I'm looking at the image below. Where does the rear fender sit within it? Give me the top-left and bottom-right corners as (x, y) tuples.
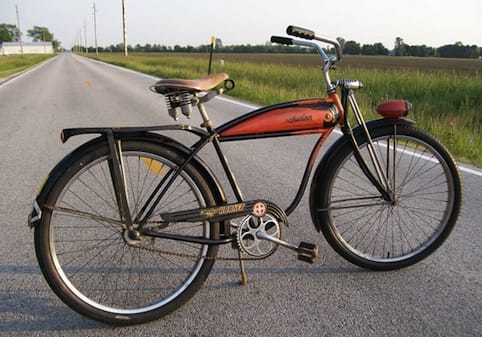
(29, 132), (227, 233)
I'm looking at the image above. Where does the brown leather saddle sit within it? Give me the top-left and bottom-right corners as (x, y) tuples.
(152, 73), (229, 94)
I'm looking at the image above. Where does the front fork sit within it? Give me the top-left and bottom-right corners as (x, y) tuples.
(342, 90), (394, 202)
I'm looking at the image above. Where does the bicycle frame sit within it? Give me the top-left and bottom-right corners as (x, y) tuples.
(55, 81), (395, 248)
(32, 26), (403, 247)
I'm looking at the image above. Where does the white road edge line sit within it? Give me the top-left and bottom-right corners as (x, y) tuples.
(78, 54), (482, 178)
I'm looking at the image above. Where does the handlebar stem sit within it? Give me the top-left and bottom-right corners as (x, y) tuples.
(290, 39), (337, 93)
(313, 36), (343, 62)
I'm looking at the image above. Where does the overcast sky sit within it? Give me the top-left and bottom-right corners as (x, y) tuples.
(1, 0), (481, 49)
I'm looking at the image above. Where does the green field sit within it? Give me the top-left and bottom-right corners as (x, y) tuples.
(0, 54), (55, 80)
(88, 52), (481, 166)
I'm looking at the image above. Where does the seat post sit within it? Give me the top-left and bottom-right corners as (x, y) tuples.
(197, 99), (213, 129)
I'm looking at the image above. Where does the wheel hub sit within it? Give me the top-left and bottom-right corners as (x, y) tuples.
(123, 229), (141, 245)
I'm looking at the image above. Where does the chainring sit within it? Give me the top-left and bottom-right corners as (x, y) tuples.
(237, 213), (281, 258)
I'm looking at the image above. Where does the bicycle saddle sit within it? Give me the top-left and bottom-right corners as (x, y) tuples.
(153, 73), (229, 94)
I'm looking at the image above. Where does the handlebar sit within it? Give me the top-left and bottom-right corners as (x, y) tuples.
(271, 35), (332, 63)
(270, 36), (293, 46)
(286, 26), (315, 40)
(286, 25), (342, 62)
(271, 25), (343, 93)
(271, 26), (342, 64)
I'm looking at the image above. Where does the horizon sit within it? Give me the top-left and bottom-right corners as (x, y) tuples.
(1, 0), (481, 50)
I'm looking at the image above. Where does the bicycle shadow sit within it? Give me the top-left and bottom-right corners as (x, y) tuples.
(0, 264), (107, 332)
(0, 262), (364, 332)
(203, 263), (365, 290)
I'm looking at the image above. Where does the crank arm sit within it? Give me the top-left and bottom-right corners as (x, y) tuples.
(256, 231), (297, 250)
(256, 231), (319, 264)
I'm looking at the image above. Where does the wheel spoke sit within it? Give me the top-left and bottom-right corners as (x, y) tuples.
(37, 141), (218, 323)
(317, 126), (461, 269)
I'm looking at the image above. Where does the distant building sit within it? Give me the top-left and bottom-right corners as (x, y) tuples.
(0, 42), (54, 55)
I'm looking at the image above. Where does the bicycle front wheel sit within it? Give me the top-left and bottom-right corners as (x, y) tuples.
(34, 139), (219, 324)
(311, 124), (462, 270)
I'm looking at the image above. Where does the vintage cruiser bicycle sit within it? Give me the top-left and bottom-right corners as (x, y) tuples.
(29, 26), (462, 324)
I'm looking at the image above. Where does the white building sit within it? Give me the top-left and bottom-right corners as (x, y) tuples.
(0, 42), (54, 55)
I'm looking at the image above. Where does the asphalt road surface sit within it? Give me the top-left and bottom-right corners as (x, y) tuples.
(0, 53), (481, 337)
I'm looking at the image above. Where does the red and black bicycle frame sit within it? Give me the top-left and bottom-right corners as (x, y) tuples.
(55, 87), (410, 245)
(214, 92), (345, 214)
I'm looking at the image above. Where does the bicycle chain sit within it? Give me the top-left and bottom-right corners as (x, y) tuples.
(44, 203), (265, 261)
(131, 241), (264, 261)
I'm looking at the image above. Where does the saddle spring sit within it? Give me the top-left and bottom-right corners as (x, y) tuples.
(164, 91), (194, 120)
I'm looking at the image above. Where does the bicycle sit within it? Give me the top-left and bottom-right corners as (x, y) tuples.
(28, 26), (462, 325)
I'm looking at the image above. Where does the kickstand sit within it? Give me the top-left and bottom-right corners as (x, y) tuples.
(237, 249), (248, 285)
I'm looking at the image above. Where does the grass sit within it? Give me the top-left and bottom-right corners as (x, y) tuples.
(0, 54), (55, 80)
(85, 52), (482, 166)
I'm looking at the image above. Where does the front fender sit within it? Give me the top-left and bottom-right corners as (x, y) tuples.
(324, 118), (415, 169)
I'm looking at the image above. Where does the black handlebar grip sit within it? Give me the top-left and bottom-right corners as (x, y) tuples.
(270, 36), (293, 45)
(286, 26), (315, 40)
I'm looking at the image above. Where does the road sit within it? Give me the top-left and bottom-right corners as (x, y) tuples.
(0, 53), (480, 337)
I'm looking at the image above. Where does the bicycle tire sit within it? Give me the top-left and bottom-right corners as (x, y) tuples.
(311, 124), (462, 270)
(34, 139), (219, 324)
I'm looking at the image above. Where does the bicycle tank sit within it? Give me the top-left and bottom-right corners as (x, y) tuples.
(217, 98), (342, 139)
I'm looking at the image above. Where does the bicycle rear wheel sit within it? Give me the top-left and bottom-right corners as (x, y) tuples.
(34, 139), (219, 324)
(311, 124), (462, 270)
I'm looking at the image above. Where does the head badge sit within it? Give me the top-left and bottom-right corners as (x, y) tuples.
(252, 201), (267, 217)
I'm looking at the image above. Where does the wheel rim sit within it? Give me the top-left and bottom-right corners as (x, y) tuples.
(326, 133), (455, 263)
(48, 150), (210, 315)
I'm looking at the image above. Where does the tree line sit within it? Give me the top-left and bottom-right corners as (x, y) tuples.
(79, 38), (482, 59)
(2, 22), (479, 59)
(78, 42), (316, 55)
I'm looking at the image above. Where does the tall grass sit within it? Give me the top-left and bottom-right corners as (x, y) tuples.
(87, 53), (481, 166)
(0, 54), (54, 79)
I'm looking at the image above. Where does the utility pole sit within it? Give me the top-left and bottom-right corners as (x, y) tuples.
(79, 31), (82, 53)
(84, 17), (88, 53)
(121, 0), (128, 56)
(15, 4), (24, 56)
(93, 1), (98, 54)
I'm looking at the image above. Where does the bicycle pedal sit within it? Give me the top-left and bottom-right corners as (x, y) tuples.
(296, 242), (318, 264)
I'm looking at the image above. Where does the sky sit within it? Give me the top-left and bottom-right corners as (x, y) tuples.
(1, 0), (481, 50)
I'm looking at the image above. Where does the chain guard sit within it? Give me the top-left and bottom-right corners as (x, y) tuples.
(159, 200), (288, 226)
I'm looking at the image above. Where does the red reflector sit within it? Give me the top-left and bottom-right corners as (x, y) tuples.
(376, 100), (411, 118)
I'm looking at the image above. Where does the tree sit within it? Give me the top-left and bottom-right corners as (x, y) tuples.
(438, 42), (479, 58)
(406, 44), (435, 57)
(0, 23), (19, 43)
(343, 40), (361, 55)
(373, 42), (389, 55)
(394, 37), (406, 56)
(27, 26), (53, 41)
(27, 25), (61, 51)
